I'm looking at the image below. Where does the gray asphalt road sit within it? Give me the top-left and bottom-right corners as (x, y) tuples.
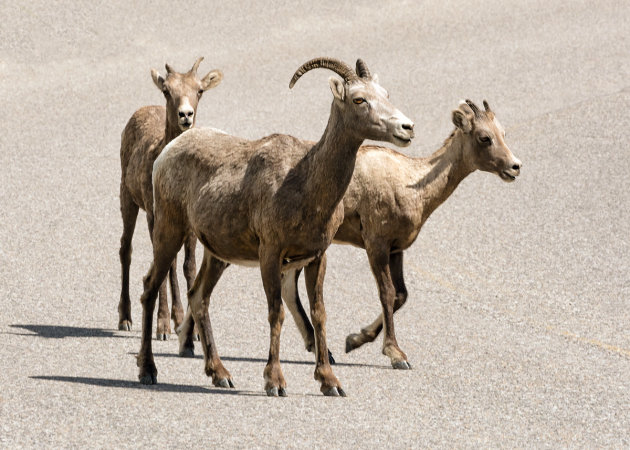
(1, 1), (629, 447)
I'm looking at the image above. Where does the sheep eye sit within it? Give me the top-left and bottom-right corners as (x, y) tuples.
(353, 98), (365, 105)
(162, 88), (170, 97)
(479, 136), (492, 145)
(198, 89), (204, 97)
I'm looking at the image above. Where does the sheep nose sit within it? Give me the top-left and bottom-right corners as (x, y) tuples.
(512, 158), (522, 171)
(179, 110), (194, 118)
(402, 122), (414, 131)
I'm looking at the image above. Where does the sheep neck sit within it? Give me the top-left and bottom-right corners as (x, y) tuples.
(164, 119), (184, 146)
(414, 130), (475, 222)
(304, 103), (363, 221)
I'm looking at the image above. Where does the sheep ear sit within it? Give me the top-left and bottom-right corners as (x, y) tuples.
(201, 69), (223, 91)
(452, 109), (473, 133)
(151, 69), (165, 91)
(329, 77), (345, 101)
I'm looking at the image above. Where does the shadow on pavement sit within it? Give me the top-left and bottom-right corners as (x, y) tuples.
(30, 375), (265, 396)
(8, 324), (133, 339)
(148, 352), (388, 369)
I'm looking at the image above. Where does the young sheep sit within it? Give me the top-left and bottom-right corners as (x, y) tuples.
(118, 57), (223, 339)
(137, 57), (415, 396)
(276, 99), (522, 369)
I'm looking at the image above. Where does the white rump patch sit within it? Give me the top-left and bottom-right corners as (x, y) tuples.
(153, 138), (176, 181)
(205, 127), (228, 135)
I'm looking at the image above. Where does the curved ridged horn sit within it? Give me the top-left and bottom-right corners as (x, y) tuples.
(189, 57), (204, 75)
(165, 63), (174, 74)
(483, 100), (492, 113)
(355, 59), (371, 79)
(289, 57), (357, 89)
(465, 99), (482, 117)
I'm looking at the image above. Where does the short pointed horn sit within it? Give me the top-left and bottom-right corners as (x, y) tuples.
(289, 57), (357, 89)
(355, 59), (371, 79)
(190, 57), (204, 75)
(465, 99), (482, 117)
(165, 63), (174, 74)
(483, 100), (495, 119)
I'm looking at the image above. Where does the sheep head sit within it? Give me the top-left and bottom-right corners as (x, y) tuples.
(151, 57), (223, 132)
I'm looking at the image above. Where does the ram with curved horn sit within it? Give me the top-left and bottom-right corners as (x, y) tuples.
(118, 57), (223, 339)
(288, 57), (358, 88)
(138, 57), (414, 397)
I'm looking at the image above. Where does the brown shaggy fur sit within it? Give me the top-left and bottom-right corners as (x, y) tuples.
(135, 58), (414, 396)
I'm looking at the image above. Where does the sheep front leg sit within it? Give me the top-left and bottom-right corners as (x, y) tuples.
(304, 254), (345, 397)
(118, 185), (139, 331)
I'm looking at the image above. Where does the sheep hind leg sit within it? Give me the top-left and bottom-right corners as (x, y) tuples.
(282, 269), (335, 364)
(137, 225), (185, 384)
(345, 315), (383, 354)
(304, 254), (345, 396)
(187, 249), (233, 388)
(176, 236), (208, 356)
(182, 234), (200, 341)
(168, 255), (185, 330)
(260, 248), (287, 397)
(147, 210), (172, 341)
(346, 247), (409, 370)
(118, 185), (139, 331)
(388, 251), (410, 369)
(176, 308), (196, 358)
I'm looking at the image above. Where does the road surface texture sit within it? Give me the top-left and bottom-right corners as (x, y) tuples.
(1, 1), (629, 447)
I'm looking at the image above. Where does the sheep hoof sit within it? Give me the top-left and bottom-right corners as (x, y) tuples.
(345, 333), (362, 353)
(392, 360), (412, 370)
(178, 347), (194, 358)
(216, 378), (233, 388)
(266, 387), (279, 397)
(118, 321), (132, 331)
(139, 374), (157, 385)
(278, 387), (287, 397)
(323, 387), (342, 397)
(193, 334), (200, 342)
(155, 332), (169, 341)
(328, 350), (336, 365)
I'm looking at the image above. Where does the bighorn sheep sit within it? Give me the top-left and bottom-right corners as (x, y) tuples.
(275, 99), (522, 369)
(118, 57), (223, 339)
(137, 57), (414, 396)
